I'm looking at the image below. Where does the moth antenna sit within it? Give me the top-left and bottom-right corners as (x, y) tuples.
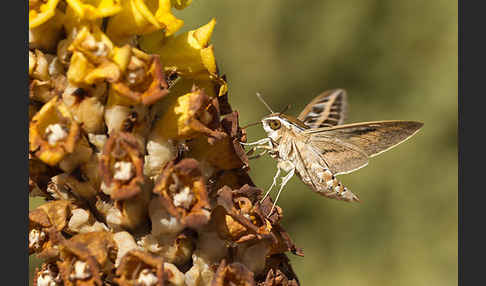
(256, 92), (274, 113)
(278, 104), (291, 114)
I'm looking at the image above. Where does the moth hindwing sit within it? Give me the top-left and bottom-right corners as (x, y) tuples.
(244, 89), (423, 214)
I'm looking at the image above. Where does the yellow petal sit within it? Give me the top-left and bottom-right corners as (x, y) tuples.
(66, 0), (122, 20)
(155, 92), (197, 139)
(29, 0), (61, 28)
(141, 18), (217, 77)
(68, 25), (115, 62)
(169, 73), (228, 99)
(192, 18), (216, 47)
(29, 10), (64, 51)
(154, 0), (184, 36)
(153, 89), (213, 140)
(187, 134), (244, 171)
(107, 85), (139, 106)
(137, 29), (166, 54)
(112, 45), (133, 72)
(84, 61), (121, 84)
(106, 0), (184, 45)
(200, 45), (217, 75)
(63, 5), (103, 34)
(67, 52), (93, 84)
(67, 52), (121, 85)
(66, 26), (123, 85)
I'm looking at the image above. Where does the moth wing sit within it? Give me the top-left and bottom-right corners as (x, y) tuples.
(306, 134), (369, 175)
(292, 138), (361, 201)
(297, 89), (347, 129)
(306, 120), (423, 163)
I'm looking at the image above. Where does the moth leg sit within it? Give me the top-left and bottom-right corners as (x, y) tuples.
(248, 149), (268, 160)
(246, 143), (270, 154)
(261, 167), (281, 203)
(269, 166), (295, 216)
(240, 137), (271, 146)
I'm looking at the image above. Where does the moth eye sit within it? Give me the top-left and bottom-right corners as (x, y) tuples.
(269, 120), (281, 130)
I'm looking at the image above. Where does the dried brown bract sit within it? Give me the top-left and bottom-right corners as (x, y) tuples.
(29, 200), (109, 260)
(100, 132), (145, 200)
(153, 158), (211, 229)
(29, 155), (59, 197)
(30, 50), (67, 103)
(257, 255), (300, 286)
(139, 231), (196, 267)
(66, 95), (106, 134)
(212, 259), (255, 286)
(33, 263), (62, 286)
(187, 111), (248, 172)
(207, 170), (255, 194)
(29, 203), (64, 258)
(213, 186), (274, 244)
(59, 135), (94, 173)
(255, 198), (303, 257)
(110, 52), (169, 106)
(114, 250), (180, 286)
(47, 173), (98, 202)
(217, 77), (232, 115)
(30, 200), (74, 234)
(95, 185), (151, 231)
(57, 231), (117, 286)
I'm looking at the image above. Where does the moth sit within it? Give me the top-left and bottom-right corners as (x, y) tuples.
(242, 89), (423, 214)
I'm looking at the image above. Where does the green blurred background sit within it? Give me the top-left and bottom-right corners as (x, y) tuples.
(30, 0), (457, 285)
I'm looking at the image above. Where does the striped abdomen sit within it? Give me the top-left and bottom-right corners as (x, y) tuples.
(294, 141), (360, 202)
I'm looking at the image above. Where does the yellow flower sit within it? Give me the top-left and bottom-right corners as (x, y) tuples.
(67, 51), (121, 85)
(141, 18), (227, 100)
(29, 96), (80, 166)
(140, 18), (217, 77)
(69, 25), (115, 62)
(66, 0), (122, 21)
(63, 4), (103, 34)
(153, 87), (221, 140)
(29, 9), (64, 51)
(66, 25), (122, 85)
(106, 0), (185, 45)
(109, 48), (170, 106)
(169, 73), (228, 99)
(29, 0), (61, 28)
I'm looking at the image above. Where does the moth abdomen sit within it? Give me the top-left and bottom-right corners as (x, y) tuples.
(299, 161), (360, 202)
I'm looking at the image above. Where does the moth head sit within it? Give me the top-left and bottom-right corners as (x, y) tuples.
(261, 115), (285, 141)
(256, 93), (307, 141)
(261, 114), (307, 141)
